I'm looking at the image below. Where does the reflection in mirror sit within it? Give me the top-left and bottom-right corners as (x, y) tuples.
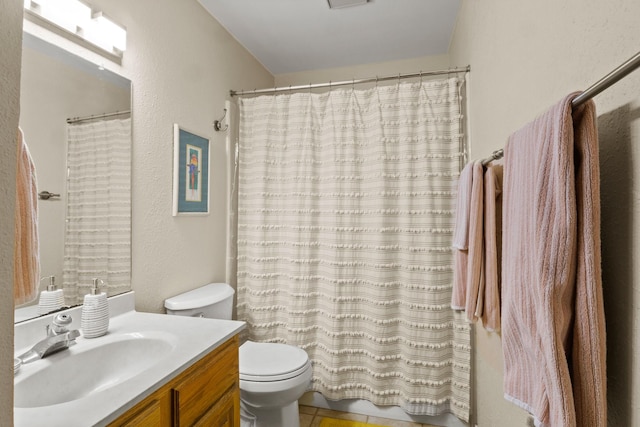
(16, 32), (132, 323)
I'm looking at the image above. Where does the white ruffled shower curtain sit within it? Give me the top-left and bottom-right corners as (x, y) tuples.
(63, 117), (131, 304)
(236, 79), (470, 420)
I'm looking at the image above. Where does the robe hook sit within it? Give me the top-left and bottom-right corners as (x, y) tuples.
(213, 108), (229, 132)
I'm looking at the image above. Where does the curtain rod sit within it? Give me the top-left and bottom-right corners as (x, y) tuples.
(229, 66), (470, 97)
(482, 50), (640, 166)
(66, 110), (131, 124)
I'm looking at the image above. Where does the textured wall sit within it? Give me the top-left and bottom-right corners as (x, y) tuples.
(0, 0), (23, 421)
(88, 0), (274, 314)
(275, 54), (450, 88)
(449, 1), (640, 425)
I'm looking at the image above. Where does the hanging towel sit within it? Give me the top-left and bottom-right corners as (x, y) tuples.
(451, 161), (475, 310)
(482, 161), (502, 332)
(14, 128), (40, 306)
(501, 93), (606, 427)
(453, 162), (475, 250)
(465, 161), (485, 322)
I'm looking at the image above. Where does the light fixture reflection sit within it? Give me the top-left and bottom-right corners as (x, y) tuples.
(24, 0), (126, 57)
(85, 12), (127, 53)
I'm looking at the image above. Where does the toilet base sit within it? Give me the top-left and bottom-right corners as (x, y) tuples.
(243, 400), (300, 427)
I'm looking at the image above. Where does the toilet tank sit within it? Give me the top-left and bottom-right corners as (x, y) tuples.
(164, 283), (235, 319)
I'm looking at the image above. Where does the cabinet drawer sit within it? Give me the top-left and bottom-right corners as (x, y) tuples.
(173, 336), (239, 426)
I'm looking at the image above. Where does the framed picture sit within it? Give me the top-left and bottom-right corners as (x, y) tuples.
(172, 124), (210, 216)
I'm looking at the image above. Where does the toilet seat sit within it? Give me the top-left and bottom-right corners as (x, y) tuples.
(240, 341), (311, 382)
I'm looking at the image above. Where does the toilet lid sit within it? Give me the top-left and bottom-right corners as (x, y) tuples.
(239, 341), (310, 382)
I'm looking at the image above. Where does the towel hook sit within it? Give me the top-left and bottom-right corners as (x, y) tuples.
(213, 108), (229, 132)
(38, 190), (60, 200)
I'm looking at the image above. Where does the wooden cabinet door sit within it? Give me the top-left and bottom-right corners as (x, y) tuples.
(109, 390), (172, 427)
(173, 337), (240, 426)
(115, 399), (162, 426)
(192, 387), (240, 427)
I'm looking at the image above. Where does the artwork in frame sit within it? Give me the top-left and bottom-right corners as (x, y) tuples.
(172, 124), (210, 216)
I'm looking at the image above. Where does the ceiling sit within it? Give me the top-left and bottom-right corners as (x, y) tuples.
(197, 0), (462, 75)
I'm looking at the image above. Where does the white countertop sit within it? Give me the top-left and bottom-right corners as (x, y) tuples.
(14, 292), (245, 427)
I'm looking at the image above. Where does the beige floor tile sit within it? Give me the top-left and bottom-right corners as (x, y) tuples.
(299, 413), (314, 427)
(315, 408), (368, 422)
(299, 405), (318, 415)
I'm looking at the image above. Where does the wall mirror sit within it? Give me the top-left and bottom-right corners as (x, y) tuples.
(15, 32), (132, 323)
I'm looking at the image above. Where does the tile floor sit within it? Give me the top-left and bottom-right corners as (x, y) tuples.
(299, 405), (439, 427)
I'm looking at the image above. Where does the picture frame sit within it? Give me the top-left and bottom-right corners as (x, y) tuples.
(172, 124), (210, 216)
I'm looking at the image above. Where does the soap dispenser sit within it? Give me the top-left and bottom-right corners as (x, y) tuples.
(81, 278), (109, 338)
(37, 276), (65, 315)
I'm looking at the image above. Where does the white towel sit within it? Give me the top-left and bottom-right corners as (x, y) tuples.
(452, 162), (474, 249)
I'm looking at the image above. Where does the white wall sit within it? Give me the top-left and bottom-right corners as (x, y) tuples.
(275, 54), (450, 88)
(19, 42), (130, 300)
(449, 1), (640, 426)
(86, 0), (274, 314)
(1, 0), (23, 422)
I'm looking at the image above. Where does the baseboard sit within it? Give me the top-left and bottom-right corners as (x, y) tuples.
(299, 392), (468, 427)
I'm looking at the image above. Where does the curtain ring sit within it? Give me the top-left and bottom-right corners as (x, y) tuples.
(309, 82), (312, 93)
(352, 78), (355, 91)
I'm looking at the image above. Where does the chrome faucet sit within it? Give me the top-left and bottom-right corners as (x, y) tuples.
(17, 313), (80, 364)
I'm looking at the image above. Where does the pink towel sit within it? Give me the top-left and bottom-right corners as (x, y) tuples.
(501, 93), (606, 427)
(452, 160), (490, 323)
(465, 161), (485, 322)
(451, 162), (474, 310)
(482, 162), (502, 332)
(14, 128), (39, 306)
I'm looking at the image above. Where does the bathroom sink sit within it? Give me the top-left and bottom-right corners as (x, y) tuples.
(14, 331), (177, 408)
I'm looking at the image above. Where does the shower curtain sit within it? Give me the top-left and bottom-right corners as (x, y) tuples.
(63, 117), (131, 304)
(236, 79), (470, 420)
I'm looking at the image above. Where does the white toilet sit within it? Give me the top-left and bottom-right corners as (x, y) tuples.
(164, 283), (312, 427)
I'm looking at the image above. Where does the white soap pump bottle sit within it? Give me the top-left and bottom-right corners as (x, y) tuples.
(81, 278), (109, 338)
(37, 276), (65, 315)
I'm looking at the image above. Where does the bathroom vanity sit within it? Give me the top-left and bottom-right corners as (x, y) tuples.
(14, 292), (245, 427)
(109, 335), (239, 426)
